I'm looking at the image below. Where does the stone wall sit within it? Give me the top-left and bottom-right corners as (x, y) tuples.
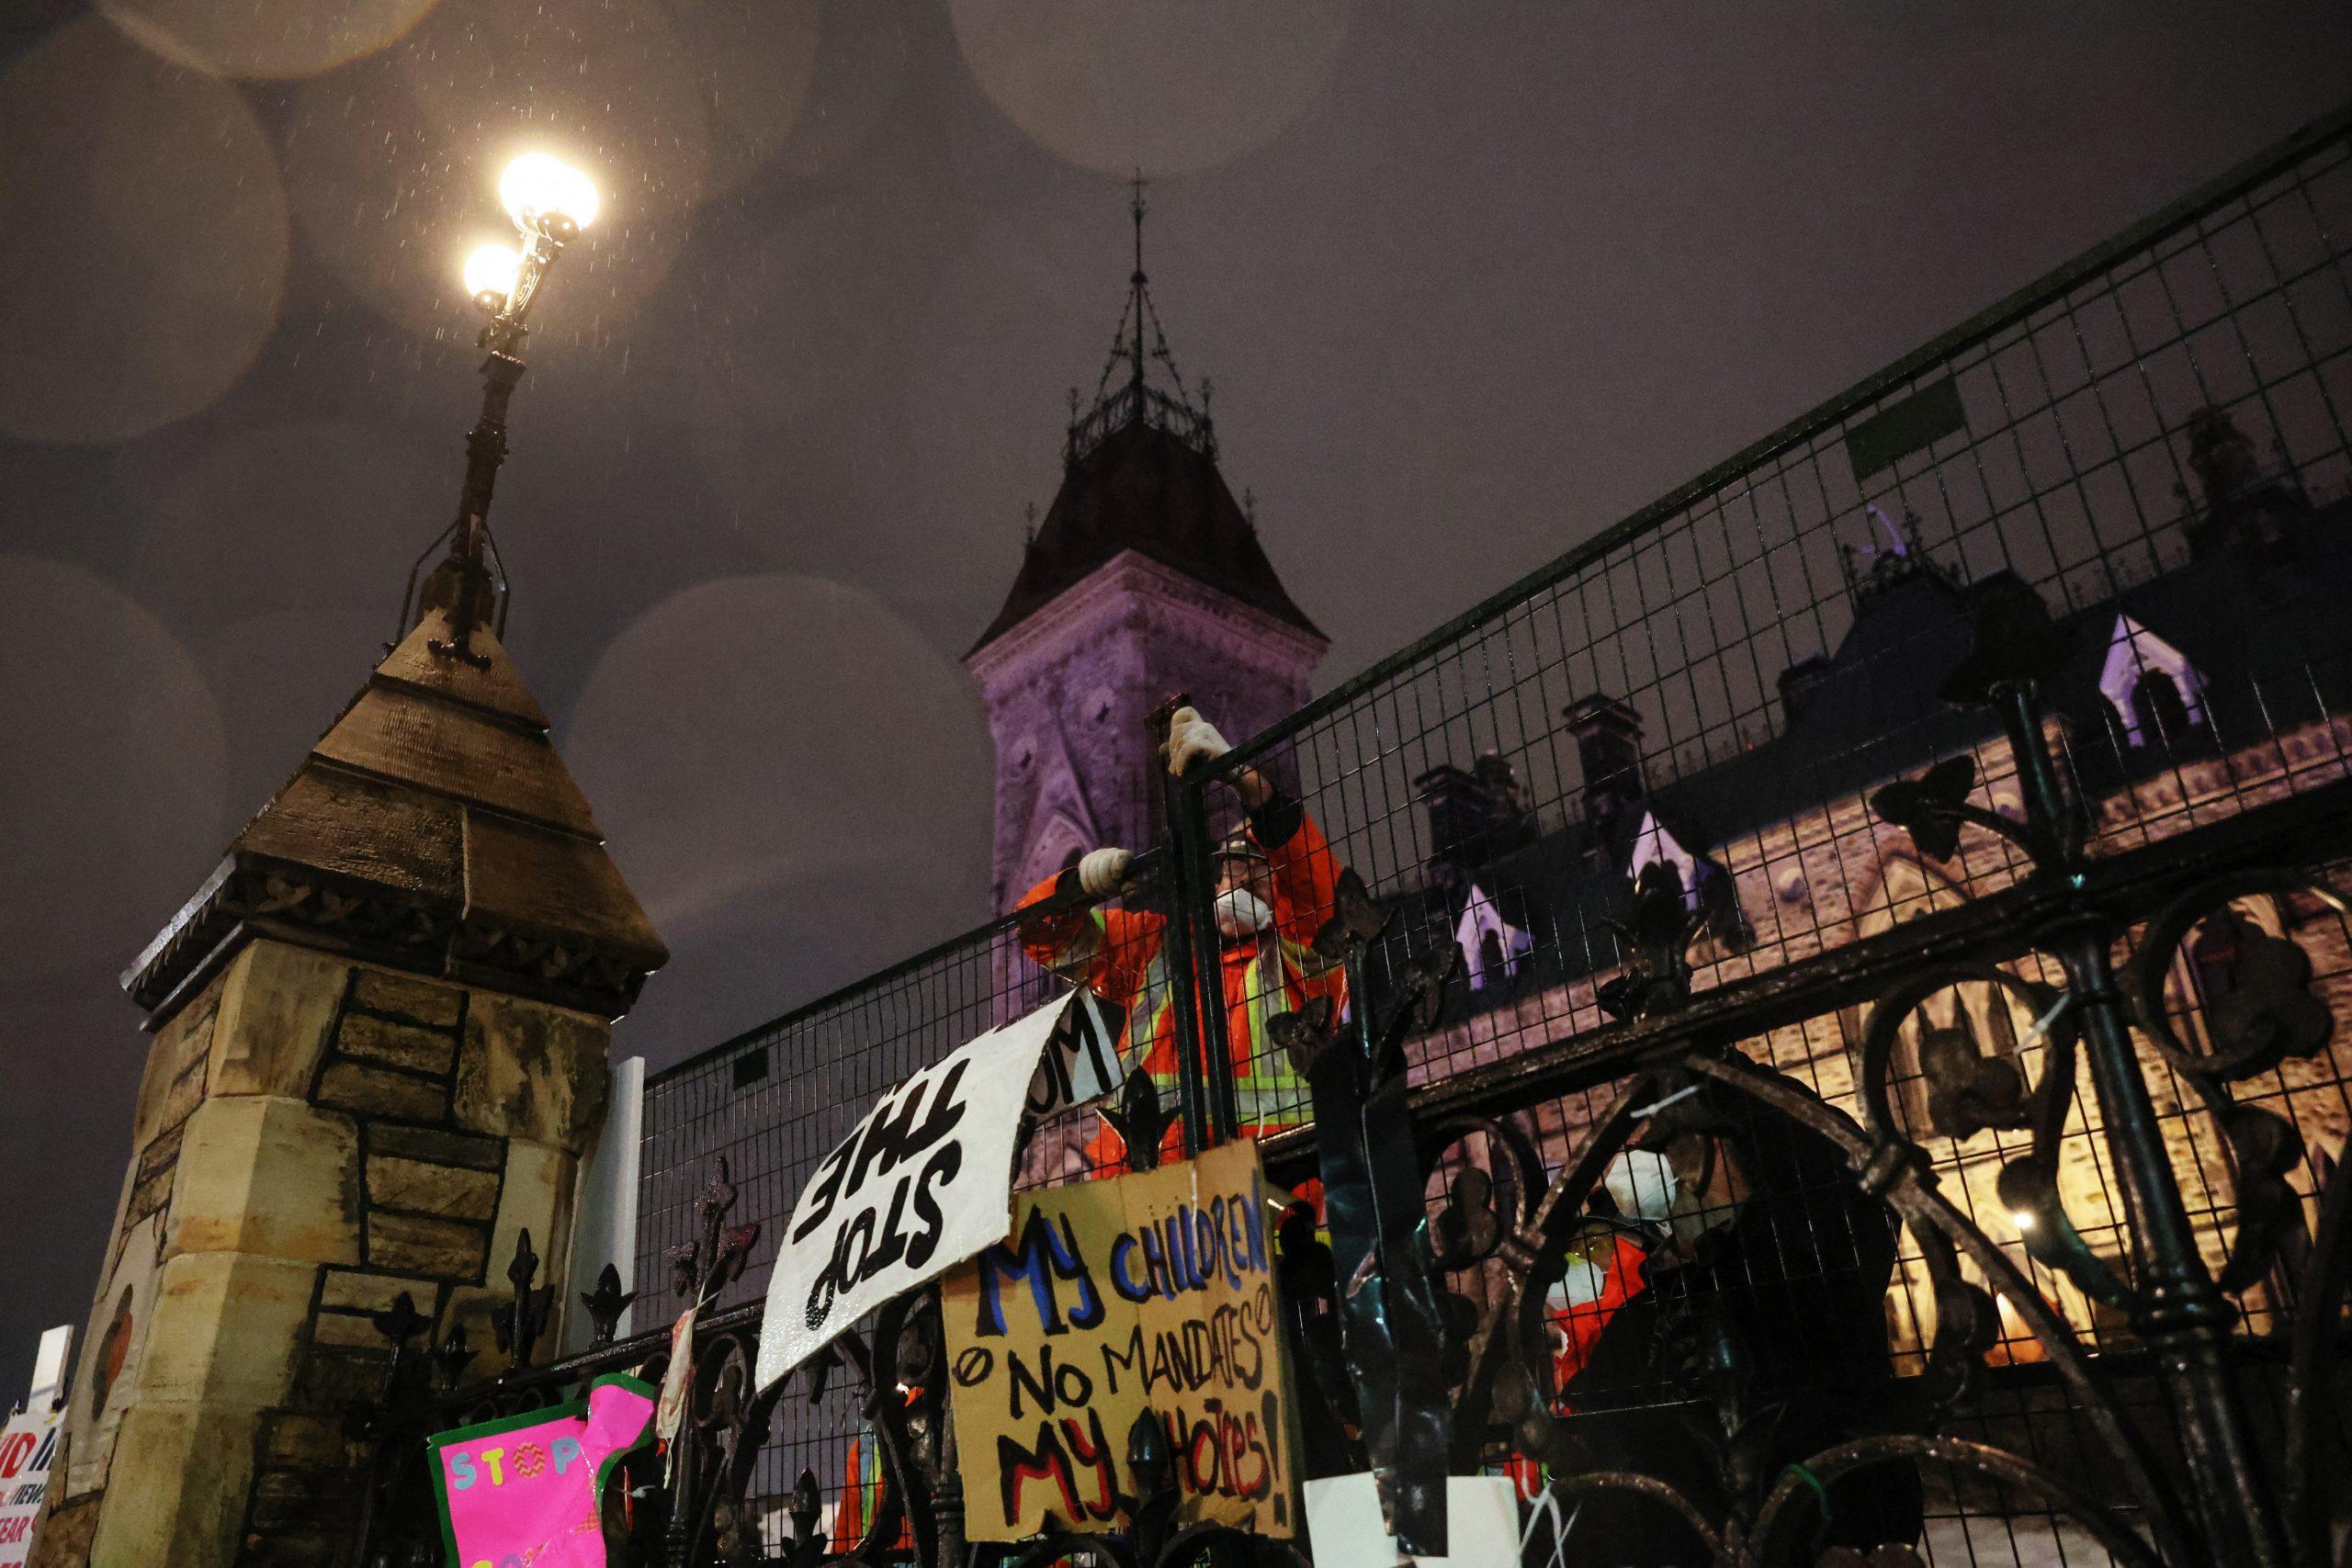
(32, 940), (609, 1568)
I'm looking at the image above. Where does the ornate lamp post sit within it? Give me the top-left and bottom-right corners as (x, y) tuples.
(406, 152), (600, 657)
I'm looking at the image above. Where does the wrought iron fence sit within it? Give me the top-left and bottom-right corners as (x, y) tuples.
(356, 101), (2352, 1568)
(1193, 104), (2352, 1135)
(1173, 100), (2352, 1567)
(630, 859), (1211, 1562)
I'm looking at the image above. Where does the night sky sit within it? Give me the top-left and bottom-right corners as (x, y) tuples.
(4, 0), (2350, 1375)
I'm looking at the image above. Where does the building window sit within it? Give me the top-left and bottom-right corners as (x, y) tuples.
(2188, 909), (2245, 1010)
(1455, 881), (1533, 991)
(1629, 811), (1701, 911)
(2133, 671), (2196, 750)
(2098, 613), (2207, 749)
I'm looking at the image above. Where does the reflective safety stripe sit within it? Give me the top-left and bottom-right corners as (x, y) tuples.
(1229, 1078), (1311, 1130)
(1032, 908), (1108, 979)
(1130, 951), (1175, 1057)
(1234, 936), (1316, 1119)
(1107, 933), (1329, 1137)
(1135, 1074), (1305, 1133)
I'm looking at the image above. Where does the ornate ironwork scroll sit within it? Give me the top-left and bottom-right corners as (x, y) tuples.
(1268, 868), (1462, 1555)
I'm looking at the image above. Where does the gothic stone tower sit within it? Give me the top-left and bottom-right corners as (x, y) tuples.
(965, 197), (1327, 908)
(32, 555), (664, 1566)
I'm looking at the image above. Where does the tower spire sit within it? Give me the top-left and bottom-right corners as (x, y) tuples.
(1066, 173), (1215, 465)
(1129, 170), (1148, 398)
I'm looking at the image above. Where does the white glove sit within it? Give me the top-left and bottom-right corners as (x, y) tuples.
(1603, 1148), (1679, 1226)
(1165, 705), (1232, 778)
(1604, 1144), (1741, 1247)
(1076, 846), (1134, 899)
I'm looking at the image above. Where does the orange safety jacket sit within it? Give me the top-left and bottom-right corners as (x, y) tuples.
(1015, 793), (1347, 1162)
(1546, 1233), (1646, 1406)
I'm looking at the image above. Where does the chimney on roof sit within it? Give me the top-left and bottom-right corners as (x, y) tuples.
(1779, 655), (1830, 728)
(1565, 695), (1645, 836)
(1414, 750), (1533, 881)
(2181, 404), (2311, 563)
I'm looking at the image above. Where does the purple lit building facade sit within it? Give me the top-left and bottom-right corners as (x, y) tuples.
(965, 244), (1325, 910)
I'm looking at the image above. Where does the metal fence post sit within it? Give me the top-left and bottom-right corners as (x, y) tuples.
(1173, 767), (1242, 1148)
(1996, 681), (2290, 1565)
(933, 1482), (967, 1568)
(1150, 695), (1232, 1155)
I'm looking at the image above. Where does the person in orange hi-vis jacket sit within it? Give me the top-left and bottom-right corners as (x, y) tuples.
(1014, 705), (1347, 1167)
(1546, 1225), (1648, 1401)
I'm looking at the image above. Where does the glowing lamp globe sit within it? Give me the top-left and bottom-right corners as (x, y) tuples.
(463, 243), (523, 309)
(499, 153), (599, 235)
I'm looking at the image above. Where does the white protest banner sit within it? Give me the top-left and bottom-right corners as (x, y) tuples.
(1302, 1473), (1519, 1567)
(0, 1404), (60, 1566)
(24, 1328), (68, 1415)
(754, 994), (1075, 1391)
(657, 1303), (697, 1444)
(1023, 988), (1126, 1121)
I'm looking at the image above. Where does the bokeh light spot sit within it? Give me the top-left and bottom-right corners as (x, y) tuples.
(564, 574), (991, 944)
(97, 0), (443, 81)
(665, 0), (822, 197)
(950, 0), (1351, 176)
(0, 557), (227, 984)
(0, 18), (288, 445)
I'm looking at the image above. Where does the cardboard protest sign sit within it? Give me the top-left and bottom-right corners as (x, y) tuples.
(429, 1373), (655, 1568)
(0, 1404), (59, 1566)
(754, 995), (1074, 1391)
(942, 1139), (1296, 1542)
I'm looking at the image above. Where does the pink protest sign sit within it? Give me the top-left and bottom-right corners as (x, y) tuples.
(429, 1372), (656, 1568)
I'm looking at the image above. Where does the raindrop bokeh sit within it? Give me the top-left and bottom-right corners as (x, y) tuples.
(949, 0), (1351, 176)
(0, 18), (288, 445)
(664, 0), (823, 198)
(763, 0), (915, 181)
(107, 414), (441, 831)
(563, 572), (990, 942)
(96, 0), (443, 81)
(0, 557), (228, 983)
(112, 416), (443, 626)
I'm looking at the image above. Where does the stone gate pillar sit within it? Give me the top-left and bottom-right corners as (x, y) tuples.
(30, 605), (665, 1567)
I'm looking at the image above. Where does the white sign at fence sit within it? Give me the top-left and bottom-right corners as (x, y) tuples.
(1023, 987), (1125, 1119)
(754, 994), (1080, 1391)
(24, 1328), (68, 1416)
(0, 1404), (60, 1566)
(1302, 1473), (1520, 1568)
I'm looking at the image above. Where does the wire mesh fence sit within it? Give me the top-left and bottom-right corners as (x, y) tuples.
(1198, 108), (2352, 1137)
(636, 867), (1216, 1553)
(627, 106), (2352, 1565)
(1182, 103), (2352, 1567)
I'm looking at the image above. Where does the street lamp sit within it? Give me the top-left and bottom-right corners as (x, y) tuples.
(462, 243), (524, 309)
(500, 152), (601, 234)
(406, 152), (600, 656)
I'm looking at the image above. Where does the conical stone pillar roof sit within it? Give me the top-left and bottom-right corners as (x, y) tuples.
(125, 611), (666, 1023)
